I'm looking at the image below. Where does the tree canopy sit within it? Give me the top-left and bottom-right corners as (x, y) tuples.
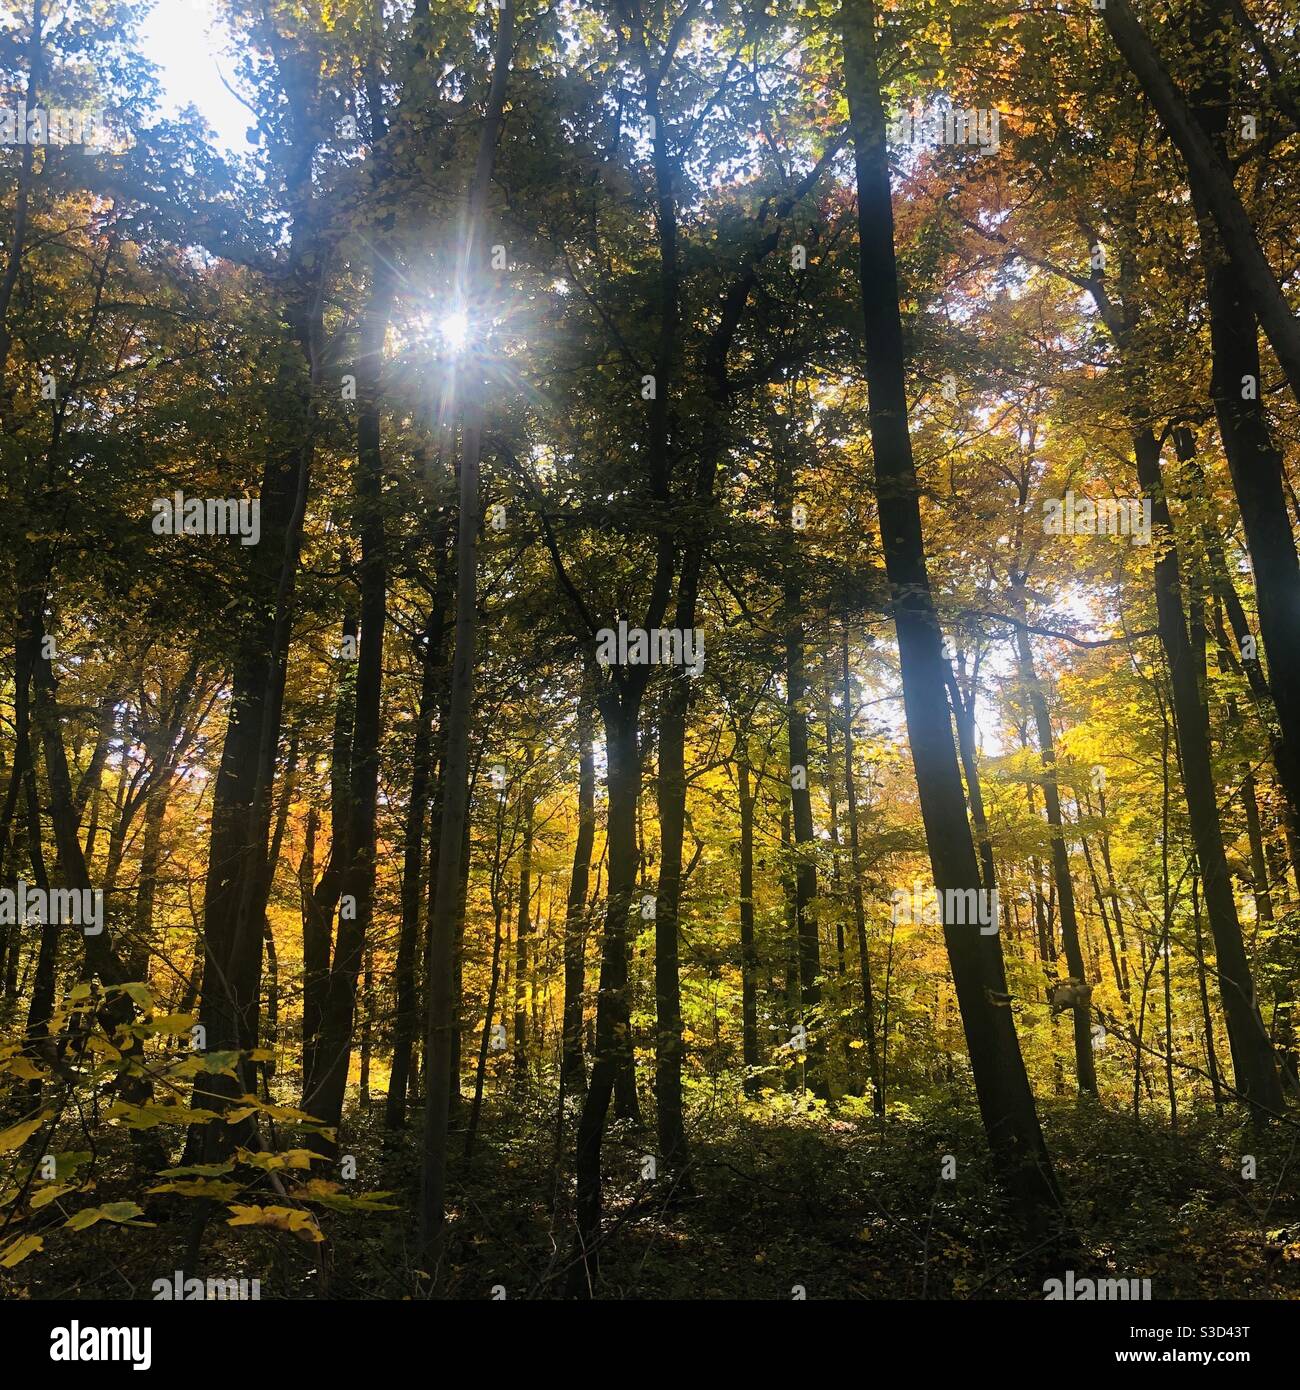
(0, 0), (1298, 1315)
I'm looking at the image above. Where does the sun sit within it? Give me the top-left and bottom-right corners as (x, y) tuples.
(439, 308), (470, 353)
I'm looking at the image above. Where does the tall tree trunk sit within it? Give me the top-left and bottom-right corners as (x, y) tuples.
(513, 784), (534, 1088)
(302, 615), (356, 1096)
(737, 754), (761, 1098)
(359, 945), (373, 1109)
(570, 692), (643, 1294)
(450, 800), (473, 1121)
(304, 244), (395, 1145)
(2, 609), (37, 1021)
(1182, 32), (1300, 834)
(0, 0), (43, 418)
(1100, 0), (1300, 402)
(653, 627), (693, 1174)
(843, 628), (882, 1112)
(781, 466), (823, 1097)
(1011, 591), (1097, 1095)
(467, 795), (509, 1159)
(562, 679), (595, 1095)
(387, 593), (448, 1127)
(1192, 873), (1224, 1113)
(21, 740), (58, 1055)
(197, 143), (324, 1151)
(73, 694), (117, 835)
(946, 657), (1009, 999)
(779, 803), (802, 1095)
(419, 0), (515, 1265)
(841, 0), (1064, 1225)
(30, 613), (127, 992)
(259, 725), (296, 1091)
(1131, 425), (1283, 1118)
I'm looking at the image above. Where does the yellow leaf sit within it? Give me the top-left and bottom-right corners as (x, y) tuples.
(30, 1183), (76, 1210)
(0, 1113), (48, 1153)
(105, 1102), (220, 1129)
(238, 1147), (314, 1171)
(225, 1098), (321, 1125)
(226, 1204), (324, 1241)
(0, 1235), (42, 1267)
(4, 1057), (48, 1079)
(148, 1179), (243, 1200)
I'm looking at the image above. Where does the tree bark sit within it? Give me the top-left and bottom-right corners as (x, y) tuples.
(653, 635), (693, 1172)
(386, 590), (449, 1127)
(738, 754), (762, 1098)
(842, 0), (1064, 1225)
(196, 54), (325, 1149)
(842, 628), (883, 1112)
(1100, 0), (1300, 402)
(1183, 2), (1300, 832)
(301, 614), (355, 1096)
(562, 679), (595, 1094)
(1011, 590), (1097, 1095)
(1132, 426), (1283, 1118)
(304, 241), (395, 1146)
(513, 783), (534, 1088)
(778, 436), (823, 1097)
(419, 0), (515, 1266)
(570, 692), (644, 1293)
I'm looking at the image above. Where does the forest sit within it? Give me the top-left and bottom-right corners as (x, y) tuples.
(0, 0), (1298, 1312)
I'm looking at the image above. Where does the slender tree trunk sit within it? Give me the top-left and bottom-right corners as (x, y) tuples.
(359, 945), (373, 1109)
(0, 0), (43, 418)
(842, 0), (1063, 1226)
(467, 796), (508, 1159)
(387, 591), (448, 1128)
(1132, 425), (1282, 1118)
(946, 658), (1009, 998)
(1081, 827), (1130, 1007)
(781, 493), (823, 1096)
(842, 628), (882, 1111)
(419, 0), (514, 1266)
(1192, 873), (1224, 1113)
(29, 613), (127, 991)
(513, 785), (534, 1088)
(1183, 4), (1300, 830)
(198, 165), (325, 1151)
(570, 692), (642, 1294)
(779, 803), (802, 1095)
(304, 243), (394, 1146)
(1096, 786), (1131, 990)
(1100, 0), (1300, 401)
(562, 680), (595, 1095)
(261, 748), (293, 1089)
(450, 804), (473, 1119)
(3, 611), (37, 1020)
(1012, 592), (1097, 1095)
(302, 615), (356, 1096)
(738, 755), (761, 1098)
(73, 694), (117, 835)
(653, 640), (692, 1173)
(21, 747), (57, 1054)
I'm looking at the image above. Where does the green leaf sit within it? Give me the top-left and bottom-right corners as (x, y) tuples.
(156, 1160), (235, 1178)
(147, 1179), (244, 1200)
(64, 1201), (154, 1231)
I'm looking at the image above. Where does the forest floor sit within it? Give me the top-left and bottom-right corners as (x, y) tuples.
(15, 1085), (1300, 1300)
